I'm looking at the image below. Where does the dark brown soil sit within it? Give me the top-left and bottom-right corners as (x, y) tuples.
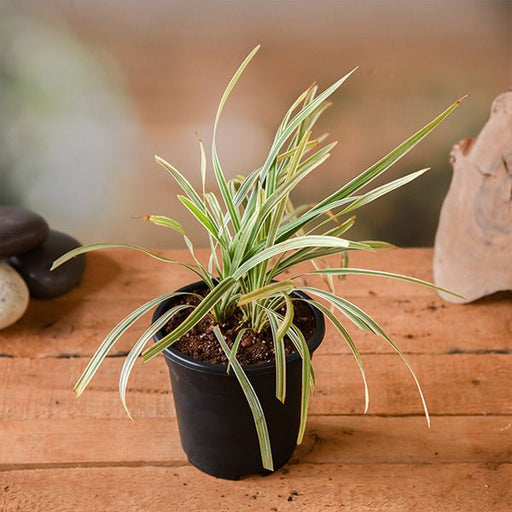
(162, 289), (316, 366)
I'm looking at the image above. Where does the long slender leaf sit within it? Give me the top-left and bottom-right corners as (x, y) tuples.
(339, 168), (429, 215)
(226, 328), (248, 374)
(295, 267), (463, 299)
(259, 67), (357, 181)
(298, 286), (430, 426)
(155, 155), (205, 209)
(73, 291), (181, 396)
(265, 310), (287, 403)
(285, 323), (312, 444)
(143, 215), (185, 234)
(276, 294), (294, 344)
(233, 236), (371, 280)
(142, 277), (237, 361)
(238, 280), (294, 306)
(143, 215), (211, 283)
(302, 299), (369, 413)
(197, 135), (207, 198)
(271, 240), (392, 278)
(211, 46), (260, 231)
(179, 195), (224, 245)
(275, 195), (357, 243)
(51, 243), (203, 280)
(312, 96), (467, 213)
(119, 304), (193, 419)
(213, 325), (273, 471)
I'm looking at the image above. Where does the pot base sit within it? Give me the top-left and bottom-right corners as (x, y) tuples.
(188, 457), (290, 480)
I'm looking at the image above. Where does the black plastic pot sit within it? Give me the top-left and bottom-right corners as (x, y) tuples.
(152, 281), (325, 480)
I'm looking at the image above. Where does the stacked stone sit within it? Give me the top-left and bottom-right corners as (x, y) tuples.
(0, 206), (86, 329)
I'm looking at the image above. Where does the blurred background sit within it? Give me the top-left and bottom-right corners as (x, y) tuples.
(1, 0), (511, 248)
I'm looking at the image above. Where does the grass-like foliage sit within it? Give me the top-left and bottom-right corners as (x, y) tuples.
(53, 45), (465, 471)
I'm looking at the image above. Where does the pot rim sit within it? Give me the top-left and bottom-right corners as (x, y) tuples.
(152, 280), (325, 376)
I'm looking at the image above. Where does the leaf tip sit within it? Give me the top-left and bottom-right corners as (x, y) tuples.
(456, 93), (470, 104)
(122, 404), (135, 422)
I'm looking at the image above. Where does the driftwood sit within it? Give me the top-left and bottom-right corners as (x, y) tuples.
(434, 91), (512, 303)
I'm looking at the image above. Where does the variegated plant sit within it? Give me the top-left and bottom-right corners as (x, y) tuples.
(53, 45), (464, 471)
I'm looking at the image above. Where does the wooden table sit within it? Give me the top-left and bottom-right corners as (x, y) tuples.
(1, 248), (510, 511)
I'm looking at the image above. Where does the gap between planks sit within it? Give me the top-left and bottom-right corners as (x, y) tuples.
(2, 461), (511, 473)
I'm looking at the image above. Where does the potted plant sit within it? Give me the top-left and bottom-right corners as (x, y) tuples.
(53, 46), (463, 479)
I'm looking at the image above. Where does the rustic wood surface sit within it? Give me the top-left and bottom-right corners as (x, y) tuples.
(0, 248), (510, 511)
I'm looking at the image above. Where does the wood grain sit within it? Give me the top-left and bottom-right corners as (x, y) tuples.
(0, 353), (509, 420)
(1, 464), (510, 512)
(1, 416), (510, 468)
(1, 249), (511, 358)
(0, 249), (510, 511)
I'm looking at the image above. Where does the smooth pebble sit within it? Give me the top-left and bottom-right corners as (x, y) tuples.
(8, 230), (86, 299)
(0, 262), (29, 329)
(0, 206), (49, 259)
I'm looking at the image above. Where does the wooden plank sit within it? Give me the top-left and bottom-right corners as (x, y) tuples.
(1, 416), (510, 467)
(0, 418), (184, 467)
(0, 354), (510, 420)
(1, 248), (509, 510)
(0, 357), (174, 421)
(315, 353), (512, 416)
(1, 248), (510, 358)
(3, 293), (511, 358)
(5, 296), (512, 358)
(1, 464), (510, 512)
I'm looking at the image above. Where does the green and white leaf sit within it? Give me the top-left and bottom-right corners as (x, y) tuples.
(119, 304), (193, 419)
(142, 277), (237, 361)
(73, 291), (182, 396)
(57, 46), (466, 470)
(303, 299), (369, 413)
(296, 267), (463, 299)
(238, 280), (294, 306)
(298, 286), (430, 426)
(214, 325), (273, 471)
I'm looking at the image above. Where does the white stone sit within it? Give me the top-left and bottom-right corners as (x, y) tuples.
(0, 262), (29, 329)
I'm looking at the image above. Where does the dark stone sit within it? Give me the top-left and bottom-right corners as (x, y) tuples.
(0, 206), (49, 258)
(8, 230), (86, 299)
